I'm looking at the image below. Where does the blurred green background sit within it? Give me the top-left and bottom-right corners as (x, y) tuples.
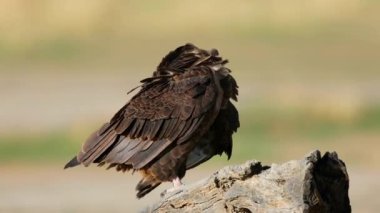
(0, 0), (379, 212)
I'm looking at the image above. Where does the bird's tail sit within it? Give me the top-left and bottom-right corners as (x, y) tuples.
(136, 178), (161, 199)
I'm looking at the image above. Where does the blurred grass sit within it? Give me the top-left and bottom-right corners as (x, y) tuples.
(1, 107), (378, 166)
(0, 132), (78, 164)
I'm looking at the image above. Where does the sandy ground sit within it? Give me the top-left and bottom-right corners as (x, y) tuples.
(0, 164), (378, 213)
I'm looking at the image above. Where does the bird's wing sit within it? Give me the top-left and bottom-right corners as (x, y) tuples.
(186, 101), (239, 169)
(75, 67), (220, 169)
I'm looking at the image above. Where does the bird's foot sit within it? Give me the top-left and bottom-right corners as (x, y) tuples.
(172, 177), (183, 188)
(160, 177), (185, 197)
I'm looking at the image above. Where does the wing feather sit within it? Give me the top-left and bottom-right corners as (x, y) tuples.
(114, 117), (134, 134)
(177, 117), (203, 144)
(128, 139), (173, 169)
(79, 128), (119, 166)
(104, 138), (137, 163)
(148, 119), (163, 140)
(163, 118), (179, 138)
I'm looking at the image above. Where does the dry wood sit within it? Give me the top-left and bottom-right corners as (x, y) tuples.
(144, 150), (350, 213)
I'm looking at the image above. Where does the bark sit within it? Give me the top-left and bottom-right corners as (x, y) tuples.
(143, 150), (350, 213)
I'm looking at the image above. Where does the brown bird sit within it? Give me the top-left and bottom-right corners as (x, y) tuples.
(64, 43), (239, 198)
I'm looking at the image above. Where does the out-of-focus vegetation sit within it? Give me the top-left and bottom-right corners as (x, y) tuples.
(1, 106), (379, 168)
(0, 0), (379, 169)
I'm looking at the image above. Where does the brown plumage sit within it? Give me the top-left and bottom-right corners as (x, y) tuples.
(64, 43), (239, 198)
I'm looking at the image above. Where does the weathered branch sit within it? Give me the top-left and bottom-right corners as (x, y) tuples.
(143, 150), (350, 213)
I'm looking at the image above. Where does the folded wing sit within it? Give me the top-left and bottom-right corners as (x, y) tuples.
(67, 67), (220, 170)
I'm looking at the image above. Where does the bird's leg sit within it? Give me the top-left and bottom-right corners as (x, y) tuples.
(172, 177), (183, 188)
(160, 177), (184, 197)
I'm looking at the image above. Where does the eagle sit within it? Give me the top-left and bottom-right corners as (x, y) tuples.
(64, 43), (239, 198)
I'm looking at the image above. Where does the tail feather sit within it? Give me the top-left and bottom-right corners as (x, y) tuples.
(64, 156), (80, 169)
(136, 179), (161, 199)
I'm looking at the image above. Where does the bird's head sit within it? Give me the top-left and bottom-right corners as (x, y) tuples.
(155, 43), (229, 76)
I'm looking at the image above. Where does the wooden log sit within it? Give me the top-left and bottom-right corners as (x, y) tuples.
(144, 150), (350, 213)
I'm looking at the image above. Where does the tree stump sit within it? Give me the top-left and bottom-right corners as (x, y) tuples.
(144, 150), (350, 213)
